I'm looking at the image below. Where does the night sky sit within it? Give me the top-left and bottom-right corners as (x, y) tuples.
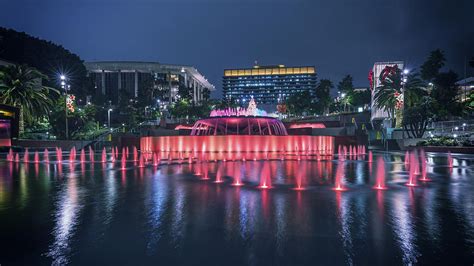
(1, 0), (473, 97)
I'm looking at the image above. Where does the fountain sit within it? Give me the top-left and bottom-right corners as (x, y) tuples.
(419, 149), (430, 181)
(89, 147), (94, 162)
(231, 162), (243, 186)
(80, 149), (85, 163)
(133, 147), (138, 162)
(373, 156), (387, 190)
(15, 153), (19, 162)
(56, 148), (62, 163)
(34, 151), (40, 164)
(368, 150), (373, 163)
(138, 154), (145, 168)
(258, 161), (272, 189)
(406, 151), (418, 187)
(447, 152), (453, 168)
(404, 150), (410, 170)
(101, 148), (107, 163)
(121, 153), (127, 170)
(141, 99), (334, 159)
(152, 153), (159, 167)
(214, 162), (224, 183)
(44, 149), (49, 163)
(7, 148), (13, 161)
(23, 148), (29, 163)
(333, 161), (346, 191)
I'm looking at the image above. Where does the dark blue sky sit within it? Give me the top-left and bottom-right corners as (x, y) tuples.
(1, 0), (473, 97)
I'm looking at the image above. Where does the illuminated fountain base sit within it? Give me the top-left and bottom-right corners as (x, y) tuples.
(140, 135), (335, 159)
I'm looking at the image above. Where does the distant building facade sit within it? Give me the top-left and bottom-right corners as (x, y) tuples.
(456, 77), (474, 102)
(85, 61), (215, 105)
(222, 65), (317, 105)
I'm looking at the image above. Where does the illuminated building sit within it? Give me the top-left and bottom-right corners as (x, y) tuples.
(85, 61), (215, 105)
(223, 64), (317, 105)
(369, 61), (404, 121)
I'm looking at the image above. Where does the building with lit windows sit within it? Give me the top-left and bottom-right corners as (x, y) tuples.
(223, 65), (317, 105)
(85, 61), (215, 105)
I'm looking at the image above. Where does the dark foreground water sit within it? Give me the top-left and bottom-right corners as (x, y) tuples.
(0, 151), (473, 265)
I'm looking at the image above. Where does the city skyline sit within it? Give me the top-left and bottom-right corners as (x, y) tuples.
(1, 0), (473, 97)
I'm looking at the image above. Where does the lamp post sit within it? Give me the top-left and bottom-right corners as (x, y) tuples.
(60, 75), (69, 140)
(108, 109), (113, 129)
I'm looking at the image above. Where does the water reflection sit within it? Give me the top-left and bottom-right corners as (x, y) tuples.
(47, 171), (83, 265)
(0, 151), (472, 264)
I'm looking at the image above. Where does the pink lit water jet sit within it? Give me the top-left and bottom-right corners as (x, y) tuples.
(44, 149), (49, 163)
(333, 162), (346, 191)
(56, 148), (62, 163)
(447, 151), (453, 168)
(23, 149), (29, 163)
(231, 163), (243, 186)
(152, 153), (159, 167)
(404, 150), (410, 170)
(368, 150), (373, 163)
(80, 149), (85, 163)
(15, 153), (19, 162)
(7, 148), (13, 161)
(89, 147), (94, 162)
(373, 156), (387, 190)
(133, 146), (138, 162)
(34, 151), (40, 164)
(258, 162), (272, 189)
(214, 162), (224, 183)
(138, 154), (145, 168)
(69, 147), (76, 162)
(419, 149), (430, 181)
(406, 151), (418, 187)
(101, 148), (107, 163)
(292, 161), (307, 191)
(121, 153), (127, 170)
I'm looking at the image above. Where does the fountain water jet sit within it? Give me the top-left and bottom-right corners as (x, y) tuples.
(23, 149), (29, 163)
(214, 162), (224, 183)
(34, 151), (40, 164)
(231, 162), (243, 186)
(406, 151), (418, 187)
(447, 151), (453, 168)
(333, 162), (346, 191)
(133, 147), (138, 162)
(101, 148), (107, 163)
(373, 156), (387, 190)
(80, 149), (85, 163)
(419, 149), (430, 181)
(44, 149), (49, 163)
(258, 161), (272, 189)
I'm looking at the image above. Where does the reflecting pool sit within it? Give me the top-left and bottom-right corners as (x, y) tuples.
(0, 151), (473, 265)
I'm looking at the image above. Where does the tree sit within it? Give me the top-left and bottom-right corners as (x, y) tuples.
(431, 70), (461, 117)
(403, 97), (436, 138)
(373, 66), (425, 127)
(48, 95), (99, 139)
(0, 64), (58, 135)
(420, 49), (445, 81)
(337, 75), (354, 94)
(314, 79), (333, 114)
(0, 27), (91, 98)
(286, 91), (313, 116)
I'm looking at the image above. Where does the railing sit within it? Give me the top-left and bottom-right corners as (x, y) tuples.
(429, 120), (474, 139)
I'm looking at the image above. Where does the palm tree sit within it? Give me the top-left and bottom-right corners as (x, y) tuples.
(0, 64), (58, 135)
(374, 67), (426, 126)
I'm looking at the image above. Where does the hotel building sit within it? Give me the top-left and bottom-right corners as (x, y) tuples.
(223, 65), (317, 105)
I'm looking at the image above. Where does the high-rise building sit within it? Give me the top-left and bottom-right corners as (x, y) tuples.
(222, 65), (317, 105)
(85, 61), (215, 105)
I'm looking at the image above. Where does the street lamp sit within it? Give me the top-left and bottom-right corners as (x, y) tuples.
(108, 109), (113, 129)
(60, 74), (69, 140)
